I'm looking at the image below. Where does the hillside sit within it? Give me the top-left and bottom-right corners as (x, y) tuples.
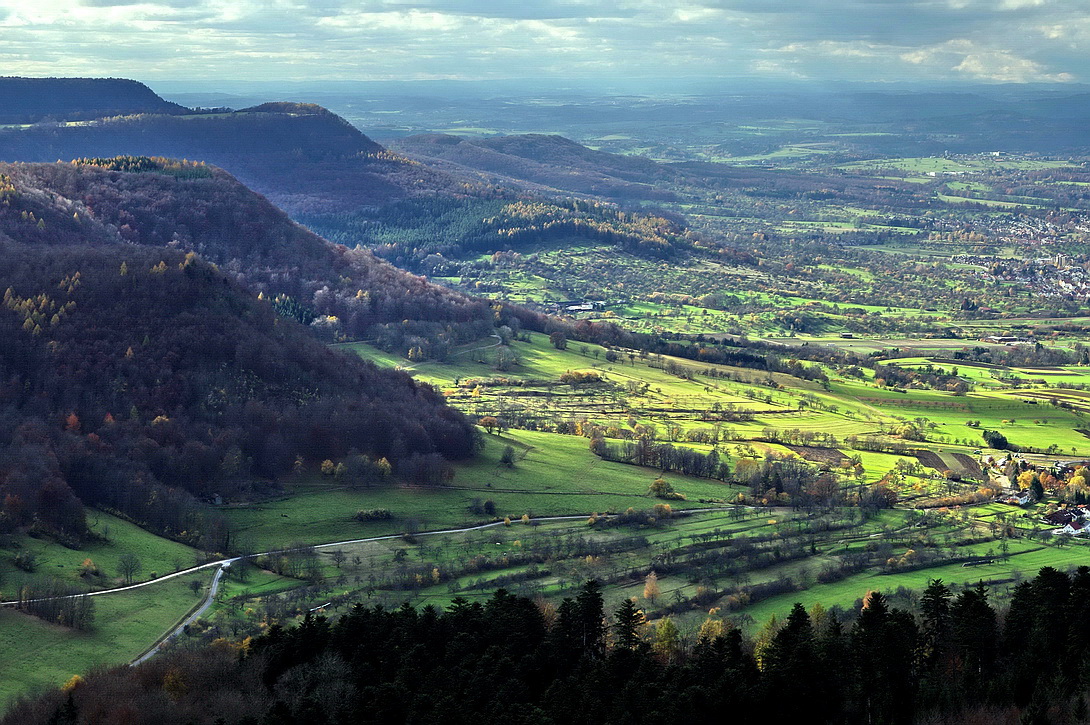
(0, 163), (479, 549)
(0, 159), (498, 354)
(0, 103), (453, 213)
(0, 92), (718, 308)
(392, 132), (680, 200)
(0, 77), (188, 124)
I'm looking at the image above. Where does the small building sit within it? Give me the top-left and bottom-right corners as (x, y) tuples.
(1056, 520), (1088, 536)
(1053, 460), (1090, 475)
(1044, 509), (1088, 527)
(1002, 490), (1032, 506)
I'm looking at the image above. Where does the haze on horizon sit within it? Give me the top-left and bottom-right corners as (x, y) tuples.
(0, 0), (1086, 88)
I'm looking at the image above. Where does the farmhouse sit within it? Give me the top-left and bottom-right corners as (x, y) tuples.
(1043, 509), (1089, 527)
(1053, 460), (1090, 476)
(547, 299), (606, 314)
(1055, 520), (1088, 536)
(1002, 490), (1033, 506)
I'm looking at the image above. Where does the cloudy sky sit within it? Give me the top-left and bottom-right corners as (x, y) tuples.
(0, 0), (1086, 84)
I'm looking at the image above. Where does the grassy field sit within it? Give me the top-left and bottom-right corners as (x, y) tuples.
(239, 331), (1075, 642)
(1, 511), (201, 598)
(223, 430), (736, 553)
(346, 330), (1090, 489)
(11, 257), (1090, 713)
(838, 156), (1077, 174)
(8, 329), (1090, 713)
(204, 492), (1090, 645)
(0, 572), (213, 706)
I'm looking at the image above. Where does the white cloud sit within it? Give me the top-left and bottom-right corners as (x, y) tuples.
(901, 38), (1075, 82)
(0, 0), (1082, 82)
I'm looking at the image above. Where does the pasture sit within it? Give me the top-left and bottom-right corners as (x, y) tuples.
(0, 573), (212, 706)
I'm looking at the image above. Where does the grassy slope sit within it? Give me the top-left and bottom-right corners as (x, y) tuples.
(2, 511), (201, 597)
(0, 517), (212, 709)
(0, 573), (212, 706)
(224, 430), (738, 553)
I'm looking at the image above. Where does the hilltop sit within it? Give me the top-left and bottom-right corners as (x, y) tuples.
(0, 77), (188, 124)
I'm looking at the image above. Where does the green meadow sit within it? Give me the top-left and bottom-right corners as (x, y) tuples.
(0, 573), (213, 706)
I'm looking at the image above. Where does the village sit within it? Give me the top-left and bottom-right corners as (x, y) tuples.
(990, 452), (1090, 537)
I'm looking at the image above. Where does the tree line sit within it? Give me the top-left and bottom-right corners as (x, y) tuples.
(13, 567), (1090, 724)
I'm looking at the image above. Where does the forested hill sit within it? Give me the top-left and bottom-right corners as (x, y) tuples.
(0, 243), (477, 551)
(390, 132), (894, 209)
(0, 102), (451, 213)
(0, 77), (188, 124)
(0, 160), (481, 548)
(392, 132), (681, 201)
(0, 159), (495, 347)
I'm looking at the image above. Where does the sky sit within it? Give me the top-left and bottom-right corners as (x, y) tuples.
(0, 0), (1086, 85)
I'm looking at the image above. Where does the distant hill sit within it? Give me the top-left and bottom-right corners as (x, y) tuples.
(392, 133), (680, 201)
(0, 102), (453, 213)
(0, 161), (478, 548)
(0, 77), (188, 124)
(389, 132), (902, 208)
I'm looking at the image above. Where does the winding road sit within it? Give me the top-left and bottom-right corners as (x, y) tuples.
(1, 507), (736, 665)
(130, 561), (232, 666)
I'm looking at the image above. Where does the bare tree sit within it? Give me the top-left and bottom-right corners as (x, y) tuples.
(117, 552), (142, 585)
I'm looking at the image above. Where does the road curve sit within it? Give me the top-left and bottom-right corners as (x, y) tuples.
(0, 505), (741, 606)
(130, 561), (232, 666)
(3, 507), (738, 665)
(1, 507), (737, 608)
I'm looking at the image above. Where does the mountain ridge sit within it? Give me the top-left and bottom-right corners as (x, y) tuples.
(0, 158), (499, 351)
(0, 77), (189, 124)
(0, 105), (431, 214)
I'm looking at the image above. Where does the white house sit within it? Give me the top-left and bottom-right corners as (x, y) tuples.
(1002, 490), (1032, 506)
(1054, 520), (1089, 536)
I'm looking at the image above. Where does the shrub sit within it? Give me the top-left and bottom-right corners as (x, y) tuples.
(354, 509), (393, 522)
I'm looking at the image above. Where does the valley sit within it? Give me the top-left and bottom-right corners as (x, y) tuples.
(4, 77), (1090, 722)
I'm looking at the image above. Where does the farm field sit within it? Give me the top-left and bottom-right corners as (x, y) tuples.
(228, 325), (1085, 646)
(201, 492), (1090, 647)
(349, 330), (1090, 462)
(765, 336), (1031, 354)
(236, 327), (1084, 645)
(0, 512), (222, 707)
(222, 430), (737, 553)
(837, 156), (1078, 174)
